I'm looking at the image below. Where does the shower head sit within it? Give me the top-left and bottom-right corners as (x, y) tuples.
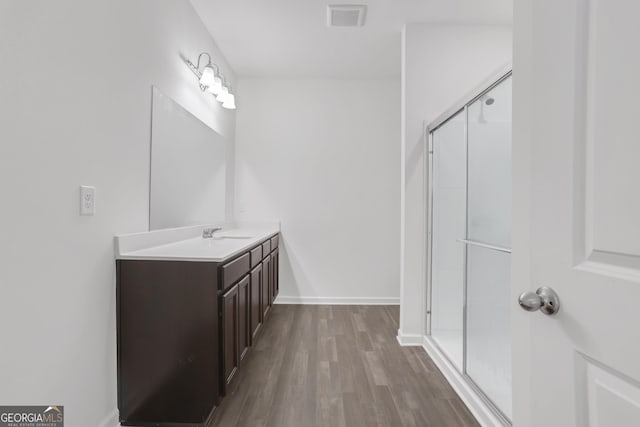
(477, 95), (493, 124)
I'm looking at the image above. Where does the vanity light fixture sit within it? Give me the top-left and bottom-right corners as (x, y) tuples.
(184, 52), (235, 109)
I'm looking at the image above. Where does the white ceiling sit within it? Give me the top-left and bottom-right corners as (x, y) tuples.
(191, 0), (513, 78)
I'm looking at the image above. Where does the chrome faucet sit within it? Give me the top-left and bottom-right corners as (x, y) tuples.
(202, 227), (222, 239)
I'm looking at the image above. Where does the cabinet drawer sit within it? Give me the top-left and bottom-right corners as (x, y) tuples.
(221, 253), (250, 291)
(270, 235), (279, 251)
(262, 240), (271, 257)
(250, 245), (262, 269)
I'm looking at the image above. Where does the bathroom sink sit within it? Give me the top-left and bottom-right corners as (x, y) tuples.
(212, 235), (253, 240)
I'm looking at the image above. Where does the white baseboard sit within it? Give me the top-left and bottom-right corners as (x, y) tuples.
(97, 408), (118, 427)
(396, 329), (425, 346)
(273, 296), (400, 305)
(422, 336), (506, 427)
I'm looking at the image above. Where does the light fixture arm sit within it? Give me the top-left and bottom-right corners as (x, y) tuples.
(195, 52), (221, 75)
(195, 52), (212, 69)
(183, 52), (224, 91)
(183, 51), (235, 109)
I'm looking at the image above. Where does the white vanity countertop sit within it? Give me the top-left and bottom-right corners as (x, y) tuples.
(115, 222), (280, 262)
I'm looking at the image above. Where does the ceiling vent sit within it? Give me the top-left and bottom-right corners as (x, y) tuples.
(327, 5), (367, 27)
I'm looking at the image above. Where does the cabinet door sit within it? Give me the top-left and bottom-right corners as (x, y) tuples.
(262, 254), (271, 318)
(250, 263), (262, 340)
(272, 248), (279, 301)
(221, 283), (239, 394)
(237, 275), (250, 361)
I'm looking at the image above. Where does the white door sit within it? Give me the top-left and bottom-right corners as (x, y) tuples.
(512, 0), (640, 427)
(512, 0), (640, 426)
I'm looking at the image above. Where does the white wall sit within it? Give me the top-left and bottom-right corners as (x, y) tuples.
(0, 2), (235, 426)
(235, 78), (401, 304)
(399, 23), (512, 340)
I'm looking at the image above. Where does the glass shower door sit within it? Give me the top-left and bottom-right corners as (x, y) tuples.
(427, 71), (513, 425)
(429, 110), (466, 371)
(465, 76), (512, 420)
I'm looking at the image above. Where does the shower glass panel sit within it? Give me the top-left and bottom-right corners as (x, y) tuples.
(467, 77), (512, 249)
(465, 75), (512, 420)
(430, 110), (466, 371)
(427, 70), (512, 425)
(466, 77), (512, 418)
(466, 246), (512, 418)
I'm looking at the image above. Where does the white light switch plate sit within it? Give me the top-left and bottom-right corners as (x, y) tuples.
(80, 185), (96, 216)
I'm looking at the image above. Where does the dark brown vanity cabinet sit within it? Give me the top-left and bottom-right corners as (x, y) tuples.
(116, 233), (279, 426)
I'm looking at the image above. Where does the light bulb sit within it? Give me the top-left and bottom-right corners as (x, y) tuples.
(222, 93), (236, 110)
(199, 65), (215, 87)
(216, 86), (229, 103)
(207, 75), (223, 95)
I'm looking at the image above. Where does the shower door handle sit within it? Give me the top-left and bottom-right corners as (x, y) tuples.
(518, 286), (560, 315)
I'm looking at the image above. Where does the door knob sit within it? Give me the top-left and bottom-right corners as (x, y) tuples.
(518, 286), (560, 315)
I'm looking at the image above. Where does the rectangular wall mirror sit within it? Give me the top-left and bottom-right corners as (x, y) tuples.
(150, 86), (226, 230)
